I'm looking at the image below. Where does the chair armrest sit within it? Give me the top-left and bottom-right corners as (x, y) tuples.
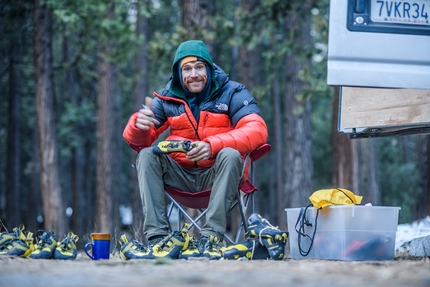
(249, 143), (271, 162)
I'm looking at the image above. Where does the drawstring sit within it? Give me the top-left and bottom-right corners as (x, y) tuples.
(295, 204), (319, 257)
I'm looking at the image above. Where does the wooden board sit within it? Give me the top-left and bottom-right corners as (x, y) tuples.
(340, 87), (430, 129)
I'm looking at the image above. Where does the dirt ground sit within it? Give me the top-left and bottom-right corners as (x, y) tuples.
(0, 251), (429, 287)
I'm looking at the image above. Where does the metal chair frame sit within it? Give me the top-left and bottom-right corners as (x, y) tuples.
(165, 144), (271, 245)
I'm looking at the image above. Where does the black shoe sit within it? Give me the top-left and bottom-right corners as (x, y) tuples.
(119, 235), (149, 260)
(53, 232), (79, 260)
(200, 236), (222, 260)
(246, 213), (288, 260)
(148, 235), (166, 247)
(247, 213), (288, 240)
(142, 224), (191, 259)
(30, 230), (58, 259)
(179, 236), (200, 259)
(0, 231), (34, 257)
(222, 240), (269, 260)
(260, 237), (287, 260)
(197, 236), (209, 254)
(0, 225), (26, 249)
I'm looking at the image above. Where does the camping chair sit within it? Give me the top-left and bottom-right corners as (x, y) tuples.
(165, 143), (271, 245)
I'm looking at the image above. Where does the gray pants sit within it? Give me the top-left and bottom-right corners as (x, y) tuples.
(135, 147), (242, 240)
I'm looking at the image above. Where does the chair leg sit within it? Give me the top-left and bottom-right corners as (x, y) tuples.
(178, 206), (182, 231)
(167, 202), (175, 232)
(164, 189), (252, 245)
(234, 193), (253, 243)
(224, 234), (235, 245)
(236, 189), (248, 234)
(165, 192), (206, 232)
(250, 161), (255, 214)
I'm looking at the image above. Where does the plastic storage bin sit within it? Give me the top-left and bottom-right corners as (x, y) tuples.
(285, 205), (400, 261)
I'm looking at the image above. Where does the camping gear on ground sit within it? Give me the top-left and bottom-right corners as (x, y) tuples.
(286, 188), (400, 261)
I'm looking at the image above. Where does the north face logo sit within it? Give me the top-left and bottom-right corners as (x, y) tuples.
(216, 103), (228, 111)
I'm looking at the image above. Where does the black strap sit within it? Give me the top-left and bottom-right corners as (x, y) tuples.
(295, 204), (319, 257)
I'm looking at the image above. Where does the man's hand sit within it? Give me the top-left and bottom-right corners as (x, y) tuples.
(186, 141), (211, 162)
(136, 97), (160, 130)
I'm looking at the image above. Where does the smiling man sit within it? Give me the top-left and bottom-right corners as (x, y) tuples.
(180, 57), (207, 92)
(122, 40), (268, 260)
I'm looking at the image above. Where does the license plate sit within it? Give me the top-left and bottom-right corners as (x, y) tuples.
(371, 0), (430, 26)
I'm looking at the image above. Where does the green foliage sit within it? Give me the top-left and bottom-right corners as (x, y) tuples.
(311, 90), (333, 189)
(58, 102), (97, 159)
(377, 137), (421, 223)
(46, 0), (139, 67)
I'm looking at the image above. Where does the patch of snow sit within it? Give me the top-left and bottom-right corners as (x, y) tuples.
(395, 216), (430, 253)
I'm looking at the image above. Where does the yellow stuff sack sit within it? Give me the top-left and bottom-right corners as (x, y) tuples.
(309, 188), (363, 209)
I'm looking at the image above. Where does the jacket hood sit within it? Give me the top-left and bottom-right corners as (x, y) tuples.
(169, 40), (219, 99)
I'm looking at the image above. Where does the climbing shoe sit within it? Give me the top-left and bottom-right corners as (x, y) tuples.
(0, 231), (34, 257)
(201, 236), (222, 260)
(140, 224), (191, 259)
(179, 236), (201, 259)
(30, 230), (58, 259)
(0, 225), (26, 248)
(260, 235), (287, 260)
(222, 240), (269, 260)
(247, 213), (288, 240)
(197, 236), (209, 254)
(153, 140), (196, 154)
(147, 235), (167, 247)
(53, 232), (79, 260)
(246, 213), (288, 260)
(119, 235), (149, 260)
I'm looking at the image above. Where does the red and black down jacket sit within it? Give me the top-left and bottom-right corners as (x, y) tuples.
(123, 65), (268, 180)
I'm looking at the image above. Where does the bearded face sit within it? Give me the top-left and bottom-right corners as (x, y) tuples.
(181, 61), (208, 93)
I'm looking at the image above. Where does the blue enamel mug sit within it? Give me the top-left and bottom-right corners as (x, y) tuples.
(84, 233), (111, 260)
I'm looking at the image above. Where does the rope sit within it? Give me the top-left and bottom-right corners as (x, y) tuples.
(250, 240), (256, 259)
(295, 204), (319, 257)
(257, 218), (280, 245)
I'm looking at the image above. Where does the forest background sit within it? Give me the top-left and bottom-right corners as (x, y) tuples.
(1, 0), (429, 248)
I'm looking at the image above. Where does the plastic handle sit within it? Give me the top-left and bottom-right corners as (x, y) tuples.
(84, 242), (95, 260)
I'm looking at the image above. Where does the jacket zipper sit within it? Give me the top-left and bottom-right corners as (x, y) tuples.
(184, 105), (200, 168)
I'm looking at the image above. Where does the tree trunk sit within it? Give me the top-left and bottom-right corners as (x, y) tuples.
(270, 76), (282, 223)
(331, 86), (354, 190)
(131, 0), (151, 239)
(96, 49), (118, 234)
(61, 34), (92, 245)
(279, 10), (313, 228)
(412, 135), (430, 219)
(6, 38), (22, 228)
(181, 0), (216, 57)
(34, 0), (65, 235)
(354, 139), (381, 205)
(28, 136), (42, 232)
(238, 0), (261, 89)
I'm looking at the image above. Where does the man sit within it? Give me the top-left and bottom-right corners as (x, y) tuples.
(122, 40), (268, 260)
